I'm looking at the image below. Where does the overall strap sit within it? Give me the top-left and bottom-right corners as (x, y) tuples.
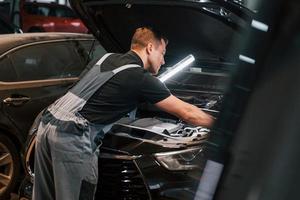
(95, 53), (113, 66)
(49, 56), (141, 116)
(112, 64), (140, 74)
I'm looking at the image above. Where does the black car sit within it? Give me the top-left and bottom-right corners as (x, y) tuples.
(0, 32), (105, 198)
(18, 0), (253, 200)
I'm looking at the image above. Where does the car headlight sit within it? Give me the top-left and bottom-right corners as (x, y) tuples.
(154, 147), (204, 171)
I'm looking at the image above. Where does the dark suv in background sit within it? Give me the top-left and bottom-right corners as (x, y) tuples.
(0, 32), (105, 198)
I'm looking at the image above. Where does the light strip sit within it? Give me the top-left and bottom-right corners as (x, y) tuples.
(159, 54), (195, 82)
(251, 19), (269, 32)
(239, 54), (256, 64)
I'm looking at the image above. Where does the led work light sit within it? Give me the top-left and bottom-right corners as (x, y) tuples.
(159, 54), (195, 82)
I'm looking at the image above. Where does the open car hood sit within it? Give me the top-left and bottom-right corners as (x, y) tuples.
(70, 0), (253, 64)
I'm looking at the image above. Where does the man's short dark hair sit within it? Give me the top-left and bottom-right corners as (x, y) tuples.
(130, 27), (168, 50)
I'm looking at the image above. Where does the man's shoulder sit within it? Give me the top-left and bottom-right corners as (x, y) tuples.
(101, 52), (144, 71)
(121, 66), (146, 79)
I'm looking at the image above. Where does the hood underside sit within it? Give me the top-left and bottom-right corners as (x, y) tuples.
(70, 0), (251, 64)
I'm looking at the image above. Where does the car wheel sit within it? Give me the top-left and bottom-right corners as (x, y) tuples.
(0, 134), (20, 199)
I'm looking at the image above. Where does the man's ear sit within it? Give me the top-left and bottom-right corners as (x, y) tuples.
(146, 43), (153, 55)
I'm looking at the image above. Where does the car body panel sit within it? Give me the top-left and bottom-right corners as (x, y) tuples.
(1, 81), (76, 137)
(0, 33), (95, 136)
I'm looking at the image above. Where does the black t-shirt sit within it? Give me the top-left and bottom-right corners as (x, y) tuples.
(79, 51), (171, 124)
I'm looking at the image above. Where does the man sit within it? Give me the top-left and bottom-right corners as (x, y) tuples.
(33, 27), (213, 200)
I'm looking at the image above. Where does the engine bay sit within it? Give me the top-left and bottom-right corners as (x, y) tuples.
(113, 117), (210, 148)
(109, 70), (225, 149)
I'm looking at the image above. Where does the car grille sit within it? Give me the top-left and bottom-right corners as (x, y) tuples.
(96, 158), (150, 200)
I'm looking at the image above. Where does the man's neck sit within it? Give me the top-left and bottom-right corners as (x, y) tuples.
(131, 49), (149, 70)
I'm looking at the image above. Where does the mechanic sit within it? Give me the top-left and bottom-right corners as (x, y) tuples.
(33, 27), (214, 200)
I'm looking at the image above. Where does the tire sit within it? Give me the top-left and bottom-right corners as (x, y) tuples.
(0, 134), (20, 199)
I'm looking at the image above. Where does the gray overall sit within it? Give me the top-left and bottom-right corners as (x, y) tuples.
(33, 53), (140, 200)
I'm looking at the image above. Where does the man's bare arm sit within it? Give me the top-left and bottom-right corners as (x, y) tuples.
(155, 95), (214, 127)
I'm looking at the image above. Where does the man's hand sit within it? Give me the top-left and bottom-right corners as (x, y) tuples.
(155, 95), (214, 127)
